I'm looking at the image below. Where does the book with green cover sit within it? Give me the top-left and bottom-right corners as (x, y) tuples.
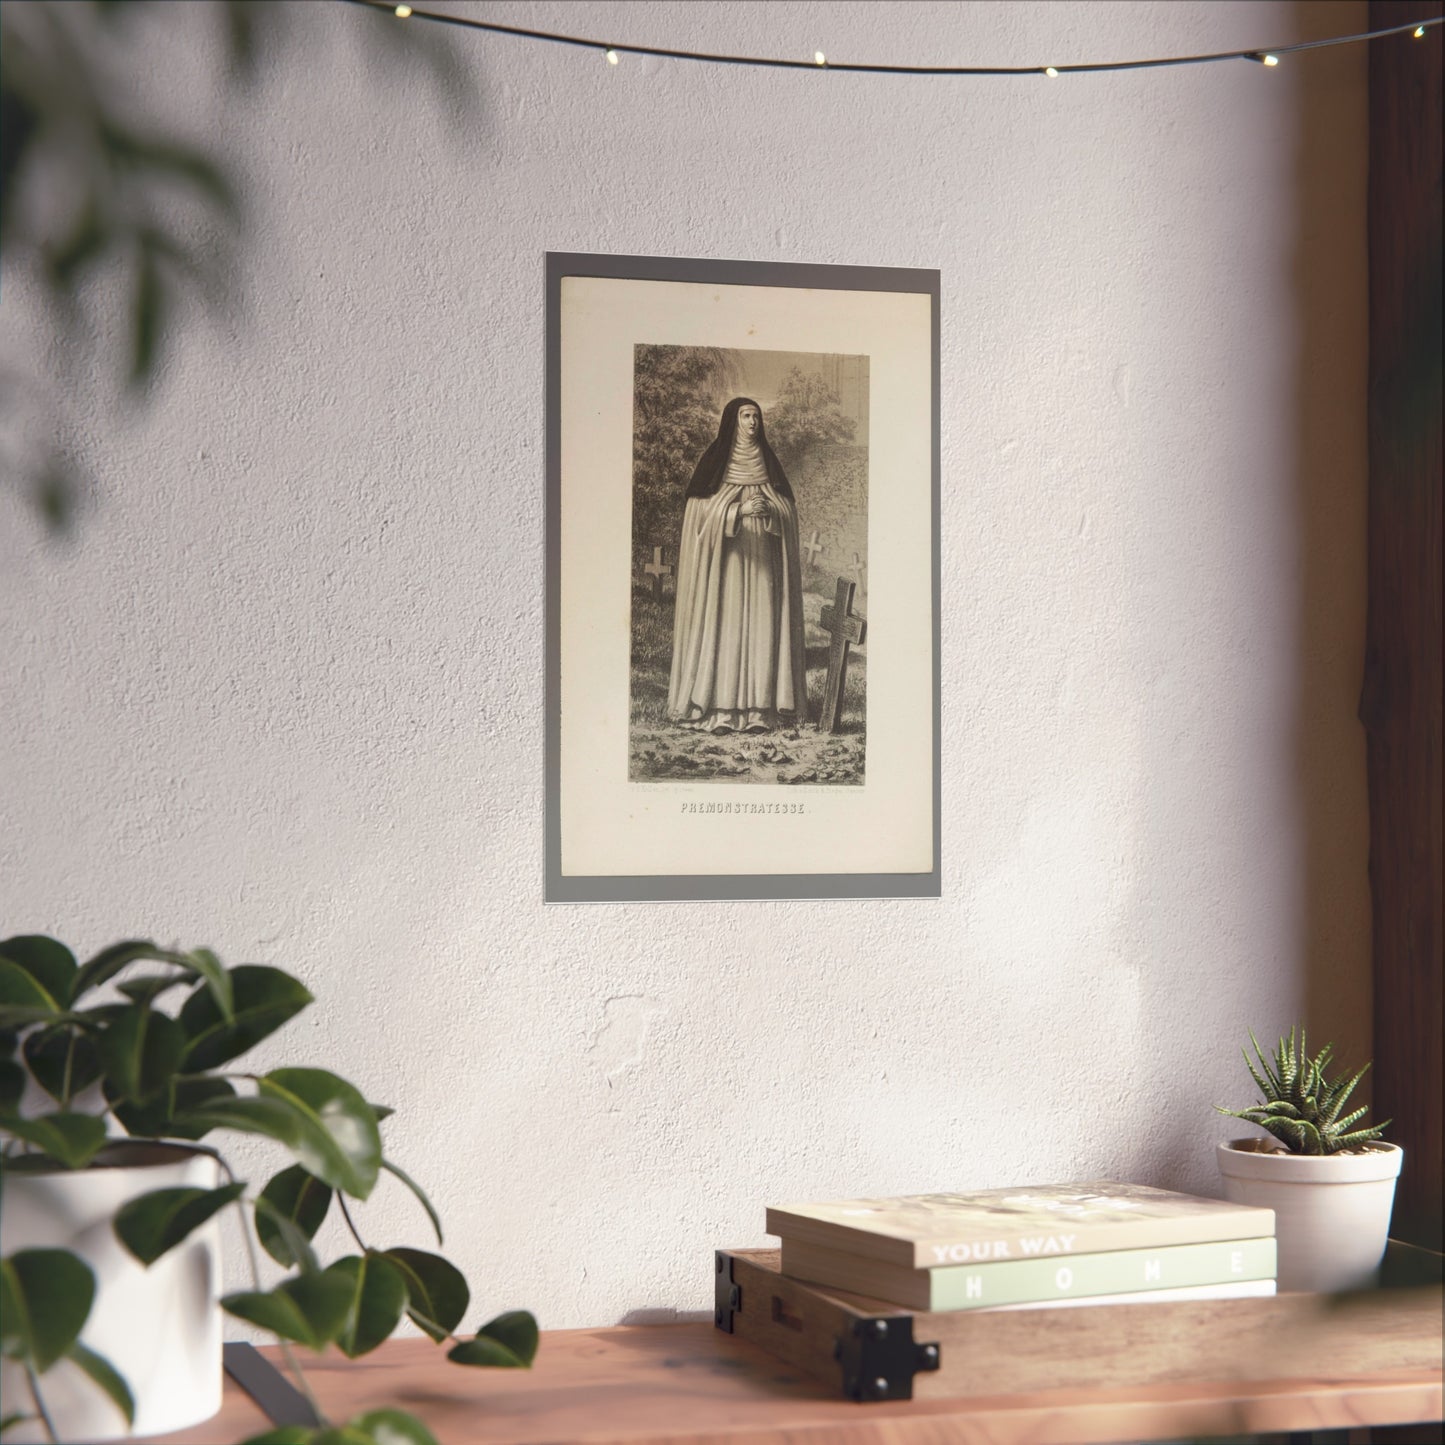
(779, 1234), (1278, 1311)
(766, 1180), (1275, 1269)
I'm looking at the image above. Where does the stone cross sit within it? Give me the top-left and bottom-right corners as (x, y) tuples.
(802, 529), (824, 567)
(851, 551), (868, 591)
(818, 577), (867, 734)
(643, 546), (673, 598)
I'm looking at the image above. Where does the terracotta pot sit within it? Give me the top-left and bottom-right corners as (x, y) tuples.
(0, 1141), (224, 1441)
(1216, 1137), (1403, 1293)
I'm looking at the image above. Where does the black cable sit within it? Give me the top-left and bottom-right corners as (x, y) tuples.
(337, 2), (1441, 78)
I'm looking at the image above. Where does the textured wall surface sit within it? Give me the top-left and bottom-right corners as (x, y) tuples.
(0, 1), (1371, 1330)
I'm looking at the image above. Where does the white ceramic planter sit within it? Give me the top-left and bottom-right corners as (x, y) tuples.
(1216, 1137), (1403, 1294)
(0, 1141), (224, 1442)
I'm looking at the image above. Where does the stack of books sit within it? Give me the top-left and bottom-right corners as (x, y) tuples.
(766, 1181), (1277, 1312)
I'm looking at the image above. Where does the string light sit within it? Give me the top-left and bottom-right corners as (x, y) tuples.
(341, 3), (1444, 78)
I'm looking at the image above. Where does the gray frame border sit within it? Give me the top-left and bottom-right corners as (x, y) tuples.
(544, 251), (941, 903)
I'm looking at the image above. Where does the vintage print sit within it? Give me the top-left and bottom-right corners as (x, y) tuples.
(629, 346), (869, 786)
(545, 253), (938, 902)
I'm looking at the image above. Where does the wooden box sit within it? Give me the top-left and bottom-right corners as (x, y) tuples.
(715, 1243), (1445, 1404)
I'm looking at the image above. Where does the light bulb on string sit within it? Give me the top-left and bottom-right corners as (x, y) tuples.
(605, 48), (619, 65)
(393, 3), (411, 15)
(1414, 26), (1426, 38)
(1044, 66), (1059, 77)
(814, 51), (826, 67)
(1263, 53), (1279, 66)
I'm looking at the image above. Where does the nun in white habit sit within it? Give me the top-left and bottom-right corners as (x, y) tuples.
(667, 397), (808, 732)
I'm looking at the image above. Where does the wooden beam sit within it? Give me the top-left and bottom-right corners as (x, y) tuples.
(1365, 0), (1443, 1267)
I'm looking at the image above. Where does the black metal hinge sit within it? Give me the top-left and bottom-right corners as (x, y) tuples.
(833, 1313), (941, 1401)
(714, 1250), (742, 1332)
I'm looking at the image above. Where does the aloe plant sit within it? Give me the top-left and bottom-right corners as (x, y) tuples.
(0, 935), (536, 1445)
(1216, 1025), (1391, 1156)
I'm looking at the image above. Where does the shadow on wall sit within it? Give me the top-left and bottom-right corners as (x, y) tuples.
(0, 0), (474, 536)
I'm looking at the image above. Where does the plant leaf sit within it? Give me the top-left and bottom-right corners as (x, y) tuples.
(115, 975), (191, 1008)
(67, 1341), (135, 1426)
(1332, 1121), (1392, 1151)
(0, 1112), (108, 1168)
(179, 966), (313, 1071)
(0, 1060), (25, 1113)
(106, 1072), (238, 1142)
(0, 1248), (95, 1371)
(259, 1070), (381, 1200)
(113, 1182), (245, 1266)
(175, 1087), (376, 1200)
(382, 1248), (468, 1342)
(72, 941), (178, 1000)
(223, 1273), (353, 1351)
(380, 1158), (441, 1246)
(171, 1094), (309, 1152)
(351, 1408), (441, 1445)
(182, 948), (233, 1023)
(0, 960), (60, 1027)
(326, 1253), (407, 1359)
(1, 1414), (37, 1435)
(97, 1005), (187, 1103)
(256, 1165), (332, 1268)
(0, 1260), (23, 1359)
(0, 938), (76, 1008)
(252, 1196), (321, 1277)
(447, 1310), (538, 1368)
(23, 1027), (102, 1103)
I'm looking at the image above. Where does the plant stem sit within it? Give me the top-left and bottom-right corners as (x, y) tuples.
(336, 1194), (367, 1253)
(220, 1158), (326, 1427)
(24, 1364), (57, 1444)
(60, 1032), (77, 1110)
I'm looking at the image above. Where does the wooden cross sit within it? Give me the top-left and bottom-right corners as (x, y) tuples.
(643, 546), (673, 598)
(818, 577), (867, 734)
(851, 551), (868, 591)
(802, 529), (824, 566)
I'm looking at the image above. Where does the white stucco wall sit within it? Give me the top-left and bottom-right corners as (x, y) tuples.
(0, 0), (1370, 1330)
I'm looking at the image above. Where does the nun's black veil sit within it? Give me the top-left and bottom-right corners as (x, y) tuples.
(683, 397), (795, 502)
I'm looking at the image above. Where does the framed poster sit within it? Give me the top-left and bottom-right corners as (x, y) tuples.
(545, 252), (939, 902)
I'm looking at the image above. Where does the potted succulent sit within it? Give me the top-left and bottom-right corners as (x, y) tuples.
(0, 934), (537, 1444)
(1215, 1025), (1402, 1293)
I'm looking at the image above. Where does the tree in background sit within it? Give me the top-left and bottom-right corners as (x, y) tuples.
(764, 366), (856, 470)
(630, 344), (729, 567)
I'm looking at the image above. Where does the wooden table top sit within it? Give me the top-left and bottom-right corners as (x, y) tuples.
(150, 1320), (1444, 1445)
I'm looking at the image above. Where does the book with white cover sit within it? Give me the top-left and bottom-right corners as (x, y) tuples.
(766, 1180), (1275, 1269)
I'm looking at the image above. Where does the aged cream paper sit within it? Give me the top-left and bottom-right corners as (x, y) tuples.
(558, 274), (933, 881)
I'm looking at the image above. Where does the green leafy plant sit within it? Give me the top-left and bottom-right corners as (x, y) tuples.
(0, 934), (536, 1445)
(1216, 1025), (1392, 1156)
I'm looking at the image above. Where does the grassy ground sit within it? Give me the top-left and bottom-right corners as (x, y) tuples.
(629, 585), (866, 784)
